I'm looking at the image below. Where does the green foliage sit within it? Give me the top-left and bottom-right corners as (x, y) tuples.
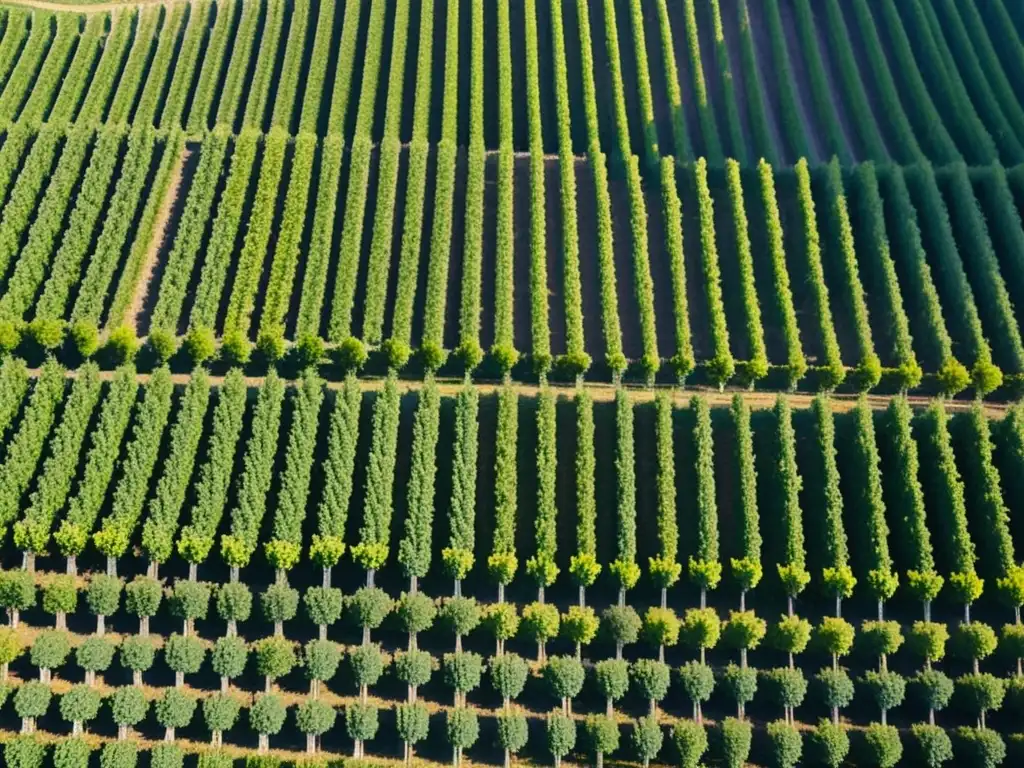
(862, 723), (903, 768)
(603, 605), (642, 649)
(954, 726), (1006, 768)
(767, 720), (802, 768)
(815, 617), (856, 659)
(864, 670), (908, 713)
(809, 720), (850, 768)
(217, 583), (253, 624)
(260, 583), (299, 626)
(347, 587), (392, 631)
(119, 636), (155, 674)
(154, 688), (197, 730)
(762, 667), (808, 711)
(908, 621), (949, 664)
(445, 707), (478, 751)
(595, 659), (630, 702)
(490, 653), (528, 702)
(399, 380), (440, 580)
(349, 644), (385, 691)
(211, 636), (248, 681)
(722, 664), (758, 708)
(59, 684), (101, 724)
(250, 694), (287, 737)
(561, 605), (598, 648)
(769, 615), (812, 657)
(584, 714), (620, 760)
(490, 386), (518, 584)
(30, 629), (70, 670)
(643, 607), (680, 650)
(76, 636), (114, 673)
(860, 620), (905, 660)
(631, 715), (663, 766)
(953, 622), (999, 663)
(679, 662), (716, 708)
(672, 719), (708, 768)
(719, 717), (753, 768)
(396, 701), (430, 746)
(956, 673), (1007, 718)
(681, 608), (721, 651)
(544, 655), (585, 702)
(445, 383), (478, 579)
(14, 682), (51, 719)
(722, 610), (767, 652)
(632, 659), (671, 703)
(816, 667), (855, 712)
(304, 640), (342, 684)
(912, 724), (954, 767)
(203, 694), (240, 734)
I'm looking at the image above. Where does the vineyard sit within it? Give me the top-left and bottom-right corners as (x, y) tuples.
(1, 0), (1024, 766)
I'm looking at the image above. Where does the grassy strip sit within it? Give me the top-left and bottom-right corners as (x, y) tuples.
(188, 131), (259, 334)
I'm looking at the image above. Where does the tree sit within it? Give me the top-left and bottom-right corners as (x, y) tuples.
(397, 591), (436, 650)
(911, 724), (953, 767)
(957, 673), (1006, 728)
(864, 670), (907, 725)
(14, 682), (50, 733)
(52, 738), (91, 768)
(603, 604), (641, 659)
(632, 715), (663, 768)
(396, 701), (430, 765)
(561, 605), (598, 658)
(260, 582), (298, 637)
(596, 659), (630, 716)
(544, 655), (585, 714)
(650, 395), (681, 603)
(815, 617), (855, 671)
(526, 389), (559, 598)
(201, 694), (239, 748)
(85, 575), (121, 636)
(350, 643), (385, 701)
(730, 395), (762, 607)
(584, 715), (620, 768)
(679, 662), (715, 722)
(440, 596), (482, 653)
(41, 576), (77, 630)
(632, 659), (671, 716)
(643, 607), (680, 662)
(169, 580), (211, 636)
(497, 710), (529, 768)
(862, 723), (903, 768)
(99, 740), (138, 768)
(149, 744), (182, 768)
(681, 607), (721, 665)
(762, 667), (807, 725)
(446, 706), (478, 767)
(722, 664), (759, 720)
(521, 601), (560, 662)
(444, 381), (478, 592)
(773, 398), (809, 614)
(250, 694), (287, 753)
(211, 636), (247, 692)
(815, 667), (855, 725)
(490, 653), (529, 707)
(769, 614), (811, 668)
(348, 586), (393, 645)
(216, 582), (252, 636)
(808, 720), (850, 768)
(395, 649), (433, 701)
(672, 719), (708, 768)
(720, 717), (753, 768)
(0, 569), (35, 628)
(766, 720), (802, 768)
(913, 669), (955, 725)
(722, 610), (766, 669)
(4, 735), (47, 768)
(164, 634), (205, 688)
(109, 686), (148, 740)
(124, 576), (162, 636)
(119, 637), (155, 687)
(30, 630), (70, 682)
(76, 637), (114, 686)
(954, 622), (998, 673)
(860, 619), (904, 671)
(0, 625), (22, 681)
(60, 685), (101, 736)
(610, 390), (640, 599)
(953, 726), (1006, 768)
(909, 621), (950, 669)
(254, 636), (296, 693)
(303, 586), (342, 639)
(296, 699), (336, 754)
(547, 712), (576, 768)
(443, 651), (483, 707)
(304, 639), (342, 698)
(154, 688), (196, 742)
(689, 396), (722, 604)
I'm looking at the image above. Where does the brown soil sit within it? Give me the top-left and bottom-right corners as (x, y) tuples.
(543, 157), (567, 356)
(571, 158), (608, 361)
(128, 143), (193, 334)
(511, 155), (533, 353)
(606, 172), (643, 359)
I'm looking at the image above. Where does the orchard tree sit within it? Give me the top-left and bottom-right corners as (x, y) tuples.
(99, 741), (137, 768)
(52, 739), (91, 768)
(672, 719), (707, 768)
(584, 715), (620, 768)
(490, 653), (529, 709)
(521, 601), (559, 662)
(679, 661), (715, 722)
(350, 643), (385, 702)
(348, 586), (393, 646)
(913, 669), (955, 726)
(603, 604), (641, 660)
(164, 634), (205, 688)
(595, 659), (630, 716)
(59, 684), (101, 736)
(908, 621), (949, 672)
(861, 620), (904, 671)
(443, 651), (483, 708)
(730, 396), (762, 610)
(395, 649), (432, 703)
(864, 670), (907, 725)
(815, 667), (855, 725)
(154, 688), (196, 742)
(108, 688), (147, 741)
(216, 582), (252, 637)
(149, 743), (182, 768)
(0, 625), (22, 680)
(30, 629), (70, 683)
(547, 712), (576, 768)
(169, 580), (210, 636)
(254, 636), (296, 693)
(446, 707), (478, 768)
(4, 735), (47, 768)
(296, 699), (336, 755)
(643, 607), (680, 663)
(720, 717), (753, 768)
(763, 667), (808, 725)
(497, 710), (529, 768)
(632, 715), (663, 768)
(722, 663), (758, 720)
(809, 720), (850, 768)
(483, 602), (519, 657)
(303, 585), (342, 640)
(681, 607), (721, 665)
(304, 639), (341, 698)
(815, 617), (855, 671)
(911, 723), (953, 768)
(76, 636), (114, 685)
(1001, 622), (1024, 677)
(0, 569), (34, 628)
(250, 693), (287, 754)
(14, 681), (50, 733)
(119, 636), (155, 687)
(953, 726), (1006, 768)
(769, 614), (812, 669)
(953, 622), (998, 674)
(124, 576), (162, 636)
(862, 723), (903, 768)
(202, 694), (239, 748)
(722, 610), (766, 669)
(561, 605), (598, 659)
(632, 659), (671, 716)
(260, 582), (299, 637)
(766, 720), (802, 768)
(211, 636), (248, 693)
(544, 655), (585, 714)
(397, 591), (436, 651)
(85, 574), (121, 636)
(42, 575), (77, 631)
(956, 673), (1006, 728)
(396, 701), (429, 765)
(440, 596), (481, 654)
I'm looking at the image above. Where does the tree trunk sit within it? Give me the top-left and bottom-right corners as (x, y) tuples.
(504, 749), (511, 768)
(265, 676), (272, 693)
(881, 709), (887, 726)
(649, 698), (656, 717)
(230, 566), (239, 583)
(221, 676), (228, 693)
(166, 727), (175, 742)
(119, 725), (128, 741)
(973, 657), (980, 674)
(700, 587), (707, 609)
(275, 621), (283, 637)
(537, 640), (544, 664)
(367, 569), (375, 588)
(455, 579), (462, 598)
(538, 585), (545, 604)
(618, 588), (626, 607)
(576, 642), (582, 660)
(85, 670), (95, 686)
(579, 585), (585, 607)
(73, 721), (82, 736)
(189, 562), (198, 581)
(212, 731), (221, 748)
(740, 589), (746, 612)
(176, 671), (184, 688)
(107, 556), (117, 577)
(323, 567), (331, 589)
(616, 641), (623, 660)
(140, 616), (149, 636)
(22, 717), (33, 734)
(185, 619), (193, 636)
(659, 644), (665, 663)
(877, 599), (884, 621)
(23, 552), (34, 573)
(149, 560), (159, 579)
(924, 600), (932, 622)
(964, 601), (971, 624)
(836, 595), (842, 618)
(56, 611), (66, 630)
(307, 733), (316, 754)
(7, 608), (17, 628)
(96, 614), (105, 636)
(67, 555), (76, 575)
(660, 587), (667, 609)
(133, 670), (142, 687)
(606, 696), (613, 717)
(929, 707), (935, 725)
(259, 734), (269, 753)
(363, 625), (371, 647)
(456, 633), (463, 653)
(596, 751), (604, 768)
(498, 583), (505, 604)
(787, 594), (794, 617)
(319, 623), (327, 641)
(227, 620), (237, 637)
(741, 648), (748, 669)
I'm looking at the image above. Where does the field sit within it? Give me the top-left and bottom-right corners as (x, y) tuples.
(1, 0), (1024, 766)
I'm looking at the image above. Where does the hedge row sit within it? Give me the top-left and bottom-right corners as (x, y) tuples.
(731, 395), (761, 594)
(214, 0), (261, 129)
(149, 132), (230, 344)
(626, 156), (658, 379)
(354, 375), (401, 573)
(574, 0), (601, 152)
(93, 366), (175, 562)
(693, 159), (733, 387)
(257, 133), (317, 354)
(625, 0), (659, 172)
(157, 0), (209, 131)
(529, 389), (558, 591)
(362, 0), (413, 346)
(268, 0), (310, 132)
(445, 381), (479, 582)
(612, 389), (637, 593)
(188, 132), (259, 335)
(399, 379), (441, 584)
(651, 394), (677, 592)
(652, 0), (691, 162)
(762, 0), (811, 162)
(0, 10), (29, 94)
(972, 165), (1024, 327)
(0, 127), (91, 322)
(185, 0), (235, 134)
(708, 0), (745, 165)
(48, 14), (104, 124)
(268, 370), (324, 572)
(600, 0), (634, 169)
(0, 12), (54, 124)
(660, 160), (693, 382)
(130, 3), (188, 130)
(314, 374), (362, 572)
(15, 14), (77, 126)
(222, 130), (288, 348)
(572, 391), (598, 591)
(725, 160), (767, 384)
(735, 0), (776, 164)
(33, 128), (124, 326)
(791, 0), (848, 163)
(490, 386), (519, 589)
(0, 360), (66, 542)
(681, 0), (722, 166)
(0, 356), (28, 437)
(104, 7), (161, 127)
(241, 0), (287, 131)
(295, 0), (335, 133)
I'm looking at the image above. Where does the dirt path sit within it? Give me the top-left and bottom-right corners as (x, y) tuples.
(0, 0), (183, 13)
(128, 144), (193, 334)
